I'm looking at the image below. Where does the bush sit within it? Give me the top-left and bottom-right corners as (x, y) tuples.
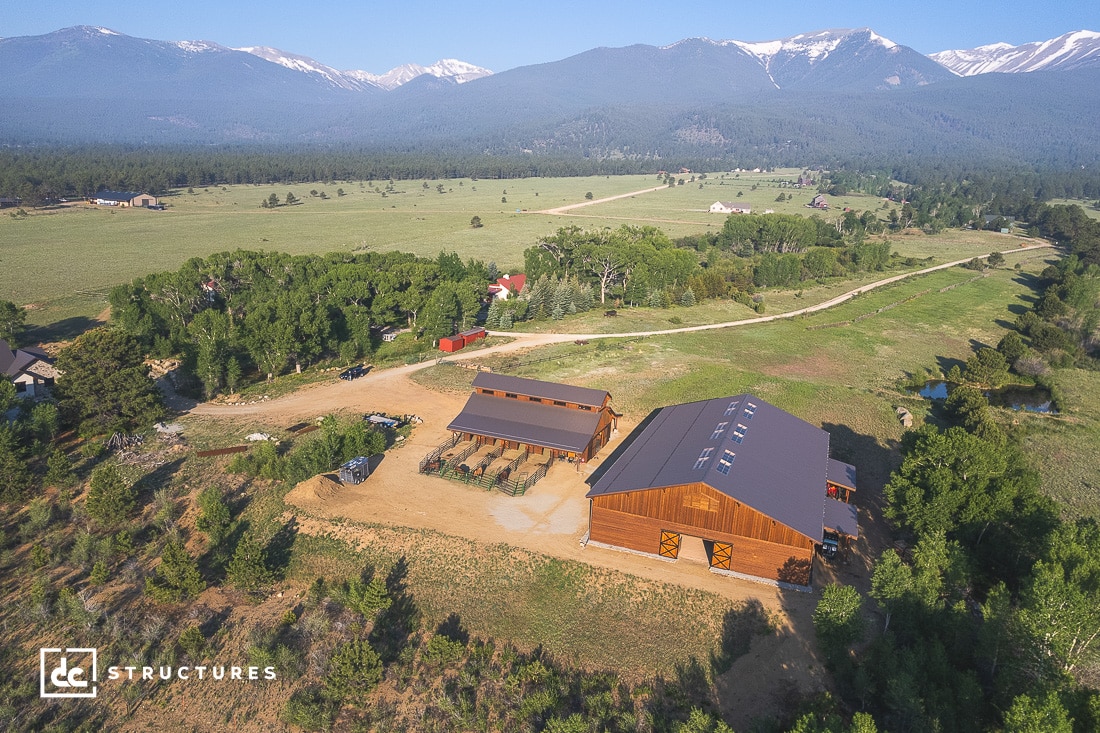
(282, 686), (335, 731)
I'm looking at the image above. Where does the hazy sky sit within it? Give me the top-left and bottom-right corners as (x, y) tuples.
(1, 0), (1096, 73)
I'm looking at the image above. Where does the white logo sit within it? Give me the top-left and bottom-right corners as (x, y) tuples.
(40, 648), (97, 698)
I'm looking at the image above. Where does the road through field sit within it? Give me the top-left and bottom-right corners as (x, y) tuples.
(189, 242), (1051, 420)
(535, 185), (669, 215)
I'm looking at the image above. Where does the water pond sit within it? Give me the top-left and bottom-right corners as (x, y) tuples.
(914, 381), (1057, 414)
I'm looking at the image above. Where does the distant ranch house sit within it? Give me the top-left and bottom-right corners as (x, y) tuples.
(709, 201), (752, 215)
(1, 338), (57, 399)
(488, 273), (526, 300)
(585, 394), (858, 589)
(90, 191), (159, 208)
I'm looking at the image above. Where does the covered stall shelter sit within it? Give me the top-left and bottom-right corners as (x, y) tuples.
(446, 373), (617, 462)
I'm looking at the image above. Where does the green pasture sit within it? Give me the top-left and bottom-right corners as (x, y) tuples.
(0, 169), (1012, 339)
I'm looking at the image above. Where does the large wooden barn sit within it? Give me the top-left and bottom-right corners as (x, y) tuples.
(585, 394), (857, 588)
(446, 373), (618, 462)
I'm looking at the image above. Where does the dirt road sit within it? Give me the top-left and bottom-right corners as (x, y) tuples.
(535, 185), (670, 215)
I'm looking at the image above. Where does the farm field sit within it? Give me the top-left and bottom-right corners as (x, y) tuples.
(2, 169), (1027, 340)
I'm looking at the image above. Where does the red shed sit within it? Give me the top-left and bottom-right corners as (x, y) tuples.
(459, 327), (487, 346)
(439, 336), (465, 353)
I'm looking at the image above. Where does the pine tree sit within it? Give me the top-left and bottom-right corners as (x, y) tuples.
(85, 464), (135, 527)
(552, 280), (572, 318)
(44, 449), (77, 489)
(226, 534), (273, 591)
(225, 356), (242, 394)
(681, 287), (697, 307)
(499, 310), (514, 330)
(195, 487), (232, 549)
(484, 299), (503, 328)
(145, 540), (206, 603)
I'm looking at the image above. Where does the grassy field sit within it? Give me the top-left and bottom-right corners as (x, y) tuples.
(2, 169), (904, 330)
(426, 254), (1092, 518)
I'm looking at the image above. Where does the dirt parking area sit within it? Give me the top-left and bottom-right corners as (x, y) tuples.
(251, 369), (822, 613)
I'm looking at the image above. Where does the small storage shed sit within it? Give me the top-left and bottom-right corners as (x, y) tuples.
(459, 327), (487, 347)
(338, 456), (372, 484)
(439, 335), (465, 353)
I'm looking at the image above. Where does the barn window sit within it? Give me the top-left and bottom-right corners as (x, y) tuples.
(505, 393), (518, 399)
(693, 447), (714, 469)
(731, 424), (748, 443)
(710, 422), (728, 440)
(716, 450), (736, 475)
(482, 389), (495, 396)
(529, 397), (543, 403)
(579, 405), (592, 411)
(553, 400), (567, 406)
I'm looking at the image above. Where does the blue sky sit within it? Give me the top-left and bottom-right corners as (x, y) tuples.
(1, 0), (1095, 73)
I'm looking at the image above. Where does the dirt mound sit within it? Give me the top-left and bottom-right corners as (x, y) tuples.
(287, 473), (344, 506)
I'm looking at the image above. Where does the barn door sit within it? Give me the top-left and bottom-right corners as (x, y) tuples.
(658, 531), (681, 559)
(710, 541), (733, 570)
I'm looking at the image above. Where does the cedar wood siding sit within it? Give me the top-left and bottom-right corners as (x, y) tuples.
(472, 386), (615, 461)
(589, 483), (814, 583)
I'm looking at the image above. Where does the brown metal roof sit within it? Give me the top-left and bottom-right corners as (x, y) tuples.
(447, 392), (602, 453)
(472, 372), (608, 407)
(587, 395), (834, 542)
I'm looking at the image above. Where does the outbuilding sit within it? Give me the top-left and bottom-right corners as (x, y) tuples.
(91, 191), (159, 208)
(438, 335), (465, 353)
(585, 394), (857, 589)
(338, 456), (372, 484)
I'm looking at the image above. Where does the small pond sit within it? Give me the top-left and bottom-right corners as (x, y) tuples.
(913, 381), (1057, 414)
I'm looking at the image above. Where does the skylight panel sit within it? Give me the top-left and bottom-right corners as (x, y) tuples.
(743, 402), (757, 419)
(716, 450), (736, 475)
(693, 447), (714, 470)
(731, 423), (748, 444)
(710, 422), (729, 440)
(724, 401), (739, 416)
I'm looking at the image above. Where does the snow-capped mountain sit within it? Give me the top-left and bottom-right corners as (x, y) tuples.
(930, 30), (1100, 76)
(664, 28), (949, 90)
(233, 46), (382, 91)
(235, 46), (491, 91)
(356, 60), (493, 90)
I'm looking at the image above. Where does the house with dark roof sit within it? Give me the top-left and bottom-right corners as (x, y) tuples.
(585, 395), (857, 589)
(91, 191), (159, 208)
(1, 339), (56, 399)
(447, 373), (617, 462)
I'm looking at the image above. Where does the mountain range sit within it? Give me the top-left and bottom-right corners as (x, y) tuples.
(0, 25), (1098, 166)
